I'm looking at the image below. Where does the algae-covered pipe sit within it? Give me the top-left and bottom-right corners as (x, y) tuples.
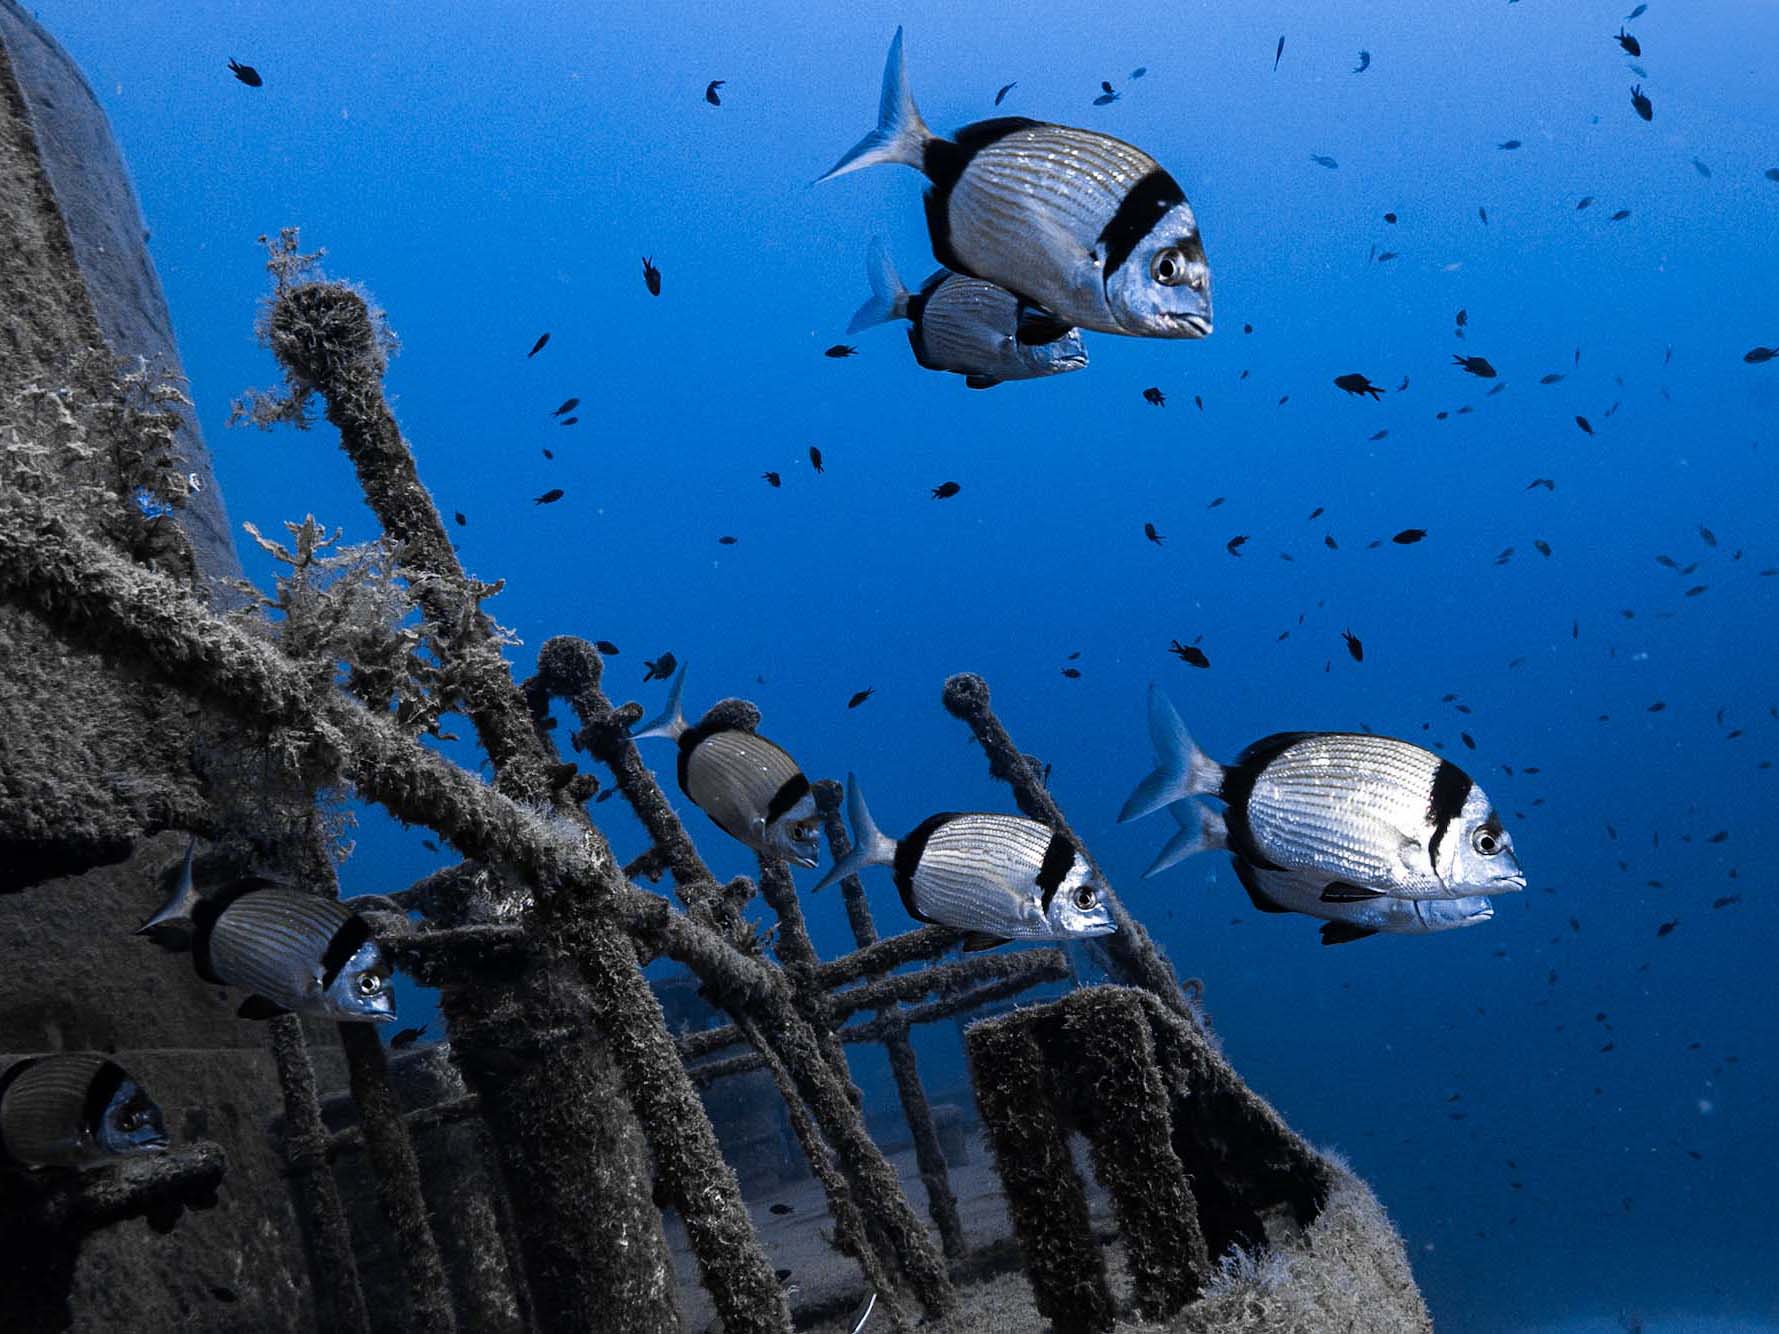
(267, 1015), (373, 1334)
(941, 672), (1197, 1025)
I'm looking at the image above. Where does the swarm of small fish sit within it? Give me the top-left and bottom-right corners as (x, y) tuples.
(1121, 687), (1525, 946)
(822, 28), (1211, 388)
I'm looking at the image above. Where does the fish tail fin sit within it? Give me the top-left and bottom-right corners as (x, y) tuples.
(631, 661), (689, 741)
(815, 27), (931, 183)
(135, 837), (203, 939)
(1118, 684), (1225, 823)
(847, 236), (910, 333)
(1142, 802), (1227, 878)
(812, 773), (897, 892)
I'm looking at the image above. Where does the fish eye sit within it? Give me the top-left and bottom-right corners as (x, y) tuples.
(357, 973), (383, 996)
(1472, 827), (1503, 857)
(1073, 885), (1098, 911)
(1151, 247), (1189, 286)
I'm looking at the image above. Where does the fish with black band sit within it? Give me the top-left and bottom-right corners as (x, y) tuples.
(1118, 685), (1524, 900)
(137, 842), (395, 1023)
(848, 238), (1086, 388)
(632, 663), (821, 867)
(227, 59), (262, 88)
(812, 774), (1115, 948)
(819, 29), (1211, 339)
(642, 257), (662, 296)
(0, 1054), (168, 1169)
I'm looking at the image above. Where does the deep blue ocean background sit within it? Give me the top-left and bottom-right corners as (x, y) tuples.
(39, 1), (1779, 1329)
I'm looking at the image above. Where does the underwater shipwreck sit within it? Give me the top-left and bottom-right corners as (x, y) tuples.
(0, 9), (1431, 1331)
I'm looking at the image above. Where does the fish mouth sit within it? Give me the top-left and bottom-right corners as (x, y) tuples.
(1156, 311), (1212, 338)
(1075, 923), (1118, 937)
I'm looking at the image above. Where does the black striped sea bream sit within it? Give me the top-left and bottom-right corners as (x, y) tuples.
(0, 1054), (167, 1170)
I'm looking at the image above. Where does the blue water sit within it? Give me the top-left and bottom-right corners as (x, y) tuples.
(42, 2), (1779, 1329)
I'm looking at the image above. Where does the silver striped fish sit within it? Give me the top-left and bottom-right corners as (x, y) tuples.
(138, 842), (395, 1023)
(633, 663), (821, 867)
(819, 28), (1211, 340)
(0, 1053), (166, 1169)
(812, 774), (1115, 948)
(847, 237), (1087, 389)
(1122, 685), (1524, 900)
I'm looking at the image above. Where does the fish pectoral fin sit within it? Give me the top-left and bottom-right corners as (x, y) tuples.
(1320, 922), (1378, 946)
(236, 995), (291, 1021)
(960, 932), (1012, 952)
(1319, 882), (1385, 903)
(1015, 303), (1075, 347)
(964, 374), (1001, 389)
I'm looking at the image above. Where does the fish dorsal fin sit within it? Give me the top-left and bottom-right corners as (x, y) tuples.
(1320, 922), (1378, 947)
(236, 995), (291, 1021)
(1015, 303), (1075, 347)
(1319, 882), (1385, 904)
(1230, 858), (1292, 914)
(960, 932), (1011, 952)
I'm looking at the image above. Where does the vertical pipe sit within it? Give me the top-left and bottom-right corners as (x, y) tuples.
(337, 1024), (460, 1333)
(267, 1014), (372, 1334)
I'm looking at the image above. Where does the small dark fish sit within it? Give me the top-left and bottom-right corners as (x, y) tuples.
(1100, 81), (1115, 95)
(1334, 373), (1384, 400)
(762, 471), (781, 487)
(552, 398), (579, 417)
(1699, 524), (1717, 547)
(595, 641), (620, 655)
(1324, 534), (1338, 549)
(1499, 140), (1521, 151)
(1130, 67), (1148, 79)
(1376, 250), (1399, 262)
(1626, 3), (1647, 17)
(390, 1025), (428, 1050)
(1342, 628), (1364, 662)
(642, 257), (662, 296)
(809, 446), (824, 473)
(1539, 373), (1565, 384)
(1274, 35), (1285, 70)
(1383, 211), (1398, 223)
(1655, 919), (1677, 938)
(1743, 346), (1778, 364)
(1310, 154), (1339, 169)
(1611, 209), (1631, 220)
(1207, 497), (1225, 509)
(1353, 50), (1371, 74)
(1169, 641), (1209, 669)
(1092, 90), (1120, 107)
(1143, 386), (1166, 406)
(1575, 415), (1594, 436)
(1713, 895), (1742, 909)
(825, 344), (858, 358)
(542, 448), (555, 459)
(1615, 28), (1641, 56)
(1368, 429), (1389, 441)
(1308, 506), (1325, 520)
(453, 510), (467, 526)
(1225, 535), (1249, 556)
(705, 80), (724, 106)
(1630, 85), (1653, 121)
(1144, 522), (1164, 546)
(1535, 540), (1552, 557)
(1460, 732), (1476, 750)
(848, 689), (875, 709)
(1392, 528), (1427, 545)
(422, 839), (439, 852)
(534, 488), (565, 505)
(643, 653), (678, 683)
(1577, 196), (1596, 210)
(994, 81), (1017, 105)
(717, 535), (738, 545)
(1692, 157), (1712, 179)
(1453, 355), (1497, 378)
(769, 1203), (794, 1216)
(227, 59), (262, 88)
(1061, 667), (1082, 679)
(931, 481), (961, 500)
(528, 332), (550, 357)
